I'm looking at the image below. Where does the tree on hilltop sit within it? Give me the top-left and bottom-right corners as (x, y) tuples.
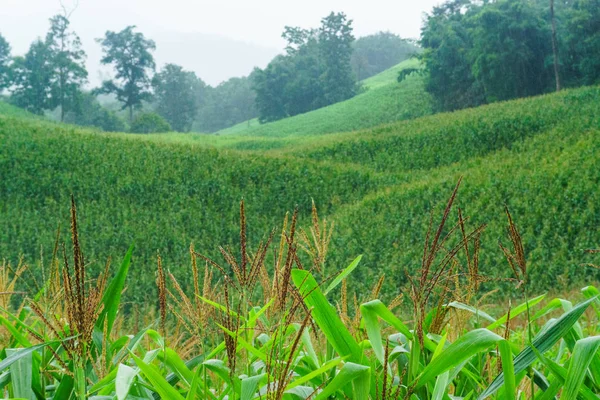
(97, 26), (156, 122)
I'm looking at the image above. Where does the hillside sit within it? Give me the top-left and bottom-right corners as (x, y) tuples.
(217, 58), (431, 137)
(1, 86), (599, 304)
(0, 101), (41, 120)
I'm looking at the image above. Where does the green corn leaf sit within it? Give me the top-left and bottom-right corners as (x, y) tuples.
(487, 294), (546, 330)
(446, 302), (496, 324)
(416, 328), (505, 387)
(159, 348), (194, 386)
(53, 372), (74, 400)
(197, 296), (243, 320)
(532, 298), (572, 320)
(324, 255), (362, 295)
(0, 316), (32, 348)
(431, 371), (450, 400)
(531, 346), (598, 400)
(204, 298), (273, 360)
(431, 331), (448, 361)
(315, 362), (370, 400)
(240, 373), (265, 400)
(97, 244), (134, 334)
(480, 296), (597, 399)
(0, 341), (62, 372)
(286, 358), (343, 391)
(202, 359), (231, 385)
(185, 365), (202, 400)
(218, 324), (268, 362)
(6, 348), (34, 400)
(292, 269), (362, 364)
(498, 340), (515, 400)
(115, 363), (138, 400)
(563, 336), (600, 400)
(131, 353), (185, 400)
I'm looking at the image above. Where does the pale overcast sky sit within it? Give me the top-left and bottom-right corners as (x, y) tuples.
(0, 0), (442, 86)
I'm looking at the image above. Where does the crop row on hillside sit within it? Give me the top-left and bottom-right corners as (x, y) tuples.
(217, 59), (432, 138)
(1, 87), (599, 302)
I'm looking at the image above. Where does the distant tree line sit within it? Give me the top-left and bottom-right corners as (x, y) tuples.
(0, 10), (416, 133)
(420, 0), (600, 112)
(252, 12), (358, 123)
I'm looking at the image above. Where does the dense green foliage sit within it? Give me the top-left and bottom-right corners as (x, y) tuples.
(9, 40), (56, 115)
(8, 15), (87, 119)
(194, 75), (257, 133)
(0, 33), (10, 90)
(2, 85), (599, 304)
(219, 59), (431, 137)
(96, 26), (156, 122)
(152, 64), (201, 132)
(45, 15), (88, 122)
(252, 12), (357, 123)
(0, 192), (599, 399)
(351, 31), (418, 80)
(64, 92), (126, 132)
(129, 111), (171, 133)
(421, 0), (600, 111)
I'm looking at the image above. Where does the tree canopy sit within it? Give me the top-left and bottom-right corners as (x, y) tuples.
(46, 15), (88, 121)
(152, 64), (201, 132)
(10, 40), (55, 115)
(97, 26), (156, 122)
(420, 0), (600, 111)
(0, 33), (11, 91)
(252, 12), (356, 123)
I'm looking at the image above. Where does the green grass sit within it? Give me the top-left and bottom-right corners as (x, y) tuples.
(0, 100), (41, 120)
(217, 59), (432, 137)
(360, 57), (421, 89)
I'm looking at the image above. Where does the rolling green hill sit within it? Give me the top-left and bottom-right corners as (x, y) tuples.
(217, 59), (431, 137)
(1, 82), (599, 303)
(0, 101), (41, 120)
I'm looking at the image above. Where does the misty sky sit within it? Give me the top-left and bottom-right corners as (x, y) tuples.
(1, 0), (442, 86)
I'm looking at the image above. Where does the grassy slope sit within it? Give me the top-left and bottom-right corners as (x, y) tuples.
(1, 83), (600, 302)
(217, 59), (431, 137)
(0, 101), (41, 120)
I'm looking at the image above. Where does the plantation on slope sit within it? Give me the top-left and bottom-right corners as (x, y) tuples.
(1, 86), (599, 303)
(217, 59), (431, 137)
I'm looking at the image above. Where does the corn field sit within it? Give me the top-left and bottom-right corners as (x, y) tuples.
(1, 181), (599, 400)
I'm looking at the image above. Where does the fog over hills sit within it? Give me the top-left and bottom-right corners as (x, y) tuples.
(1, 0), (440, 87)
(91, 30), (281, 87)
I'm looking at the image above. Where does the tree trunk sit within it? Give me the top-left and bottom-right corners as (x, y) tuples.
(550, 0), (561, 91)
(129, 105), (133, 123)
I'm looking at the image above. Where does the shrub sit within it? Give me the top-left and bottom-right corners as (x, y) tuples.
(130, 112), (171, 133)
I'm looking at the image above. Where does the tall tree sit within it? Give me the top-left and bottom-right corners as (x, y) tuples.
(97, 26), (155, 122)
(152, 64), (200, 132)
(46, 15), (88, 121)
(0, 33), (11, 91)
(562, 0), (600, 86)
(252, 56), (294, 123)
(469, 0), (553, 102)
(550, 0), (561, 91)
(318, 12), (356, 104)
(420, 0), (484, 111)
(10, 40), (55, 114)
(252, 11), (357, 123)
